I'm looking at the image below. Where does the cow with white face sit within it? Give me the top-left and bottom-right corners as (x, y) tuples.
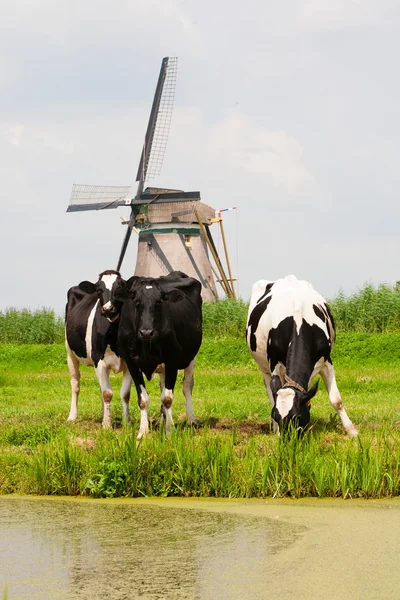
(246, 275), (357, 436)
(65, 270), (132, 428)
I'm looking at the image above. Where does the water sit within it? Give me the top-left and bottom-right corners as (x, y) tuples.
(0, 497), (399, 599)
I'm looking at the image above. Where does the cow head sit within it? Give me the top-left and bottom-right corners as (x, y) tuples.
(270, 375), (319, 431)
(105, 276), (183, 342)
(96, 270), (123, 322)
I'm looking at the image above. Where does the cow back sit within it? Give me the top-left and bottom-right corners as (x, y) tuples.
(247, 275), (335, 370)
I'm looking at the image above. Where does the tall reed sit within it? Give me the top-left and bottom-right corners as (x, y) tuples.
(0, 309), (64, 344)
(2, 281), (400, 344)
(19, 426), (400, 499)
(329, 283), (400, 333)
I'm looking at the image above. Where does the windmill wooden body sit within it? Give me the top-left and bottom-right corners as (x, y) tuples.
(67, 57), (236, 301)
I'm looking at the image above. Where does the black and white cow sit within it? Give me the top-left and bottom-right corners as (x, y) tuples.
(65, 270), (132, 428)
(104, 271), (203, 438)
(246, 275), (357, 436)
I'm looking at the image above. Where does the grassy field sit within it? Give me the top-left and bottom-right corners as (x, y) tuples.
(0, 332), (399, 499)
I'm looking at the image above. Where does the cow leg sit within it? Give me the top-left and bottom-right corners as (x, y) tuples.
(262, 371), (279, 434)
(95, 362), (113, 429)
(320, 362), (358, 437)
(120, 364), (132, 423)
(183, 358), (196, 426)
(162, 367), (178, 437)
(67, 351), (80, 421)
(128, 369), (149, 439)
(157, 363), (166, 394)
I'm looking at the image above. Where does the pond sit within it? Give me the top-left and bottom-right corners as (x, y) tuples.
(0, 496), (399, 599)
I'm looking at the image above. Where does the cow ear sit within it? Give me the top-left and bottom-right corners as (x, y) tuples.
(125, 276), (138, 289)
(165, 289), (182, 303)
(112, 280), (131, 302)
(301, 381), (319, 404)
(270, 375), (282, 397)
(78, 281), (96, 294)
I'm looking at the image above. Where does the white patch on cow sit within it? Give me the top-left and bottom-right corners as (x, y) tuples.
(161, 387), (174, 436)
(145, 285), (153, 289)
(82, 301), (98, 367)
(95, 360), (113, 428)
(137, 385), (149, 439)
(102, 345), (123, 373)
(66, 339), (80, 421)
(294, 304), (303, 334)
(309, 357), (325, 386)
(101, 273), (118, 291)
(103, 300), (112, 310)
(320, 362), (358, 437)
(276, 388), (295, 419)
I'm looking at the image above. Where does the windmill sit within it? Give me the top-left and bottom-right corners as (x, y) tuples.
(67, 57), (236, 301)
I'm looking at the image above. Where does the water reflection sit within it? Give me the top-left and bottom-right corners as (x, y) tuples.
(0, 498), (303, 599)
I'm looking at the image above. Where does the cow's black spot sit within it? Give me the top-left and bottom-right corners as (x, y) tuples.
(267, 316), (294, 372)
(313, 303), (326, 323)
(248, 283), (275, 351)
(257, 282), (275, 305)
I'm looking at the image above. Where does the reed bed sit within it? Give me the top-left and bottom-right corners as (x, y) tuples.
(2, 425), (399, 499)
(329, 283), (400, 333)
(2, 282), (400, 345)
(0, 309), (64, 344)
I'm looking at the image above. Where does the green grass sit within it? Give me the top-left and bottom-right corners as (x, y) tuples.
(0, 333), (399, 499)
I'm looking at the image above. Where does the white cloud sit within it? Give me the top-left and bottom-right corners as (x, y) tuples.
(209, 112), (316, 193)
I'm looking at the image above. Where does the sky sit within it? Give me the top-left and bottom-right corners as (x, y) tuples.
(1, 0), (400, 313)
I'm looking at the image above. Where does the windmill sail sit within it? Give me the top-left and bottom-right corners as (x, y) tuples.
(117, 56), (178, 270)
(136, 56), (178, 188)
(67, 184), (132, 212)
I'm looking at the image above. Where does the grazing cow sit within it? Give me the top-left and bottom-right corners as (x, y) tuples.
(65, 270), (132, 428)
(246, 275), (357, 436)
(104, 271), (202, 438)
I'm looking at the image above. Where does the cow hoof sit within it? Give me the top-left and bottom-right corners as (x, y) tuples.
(137, 428), (149, 440)
(67, 415), (77, 422)
(347, 425), (358, 438)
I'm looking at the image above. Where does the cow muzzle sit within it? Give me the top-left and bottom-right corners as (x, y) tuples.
(139, 328), (155, 341)
(102, 302), (119, 323)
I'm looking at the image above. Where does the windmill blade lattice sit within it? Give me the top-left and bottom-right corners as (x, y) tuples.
(136, 57), (178, 186)
(67, 184), (132, 212)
